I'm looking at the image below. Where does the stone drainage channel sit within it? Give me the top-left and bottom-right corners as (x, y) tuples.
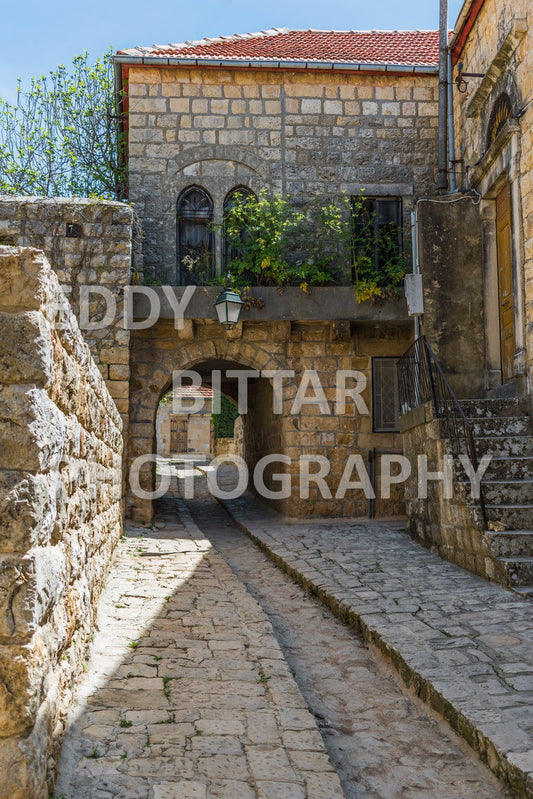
(177, 473), (509, 799)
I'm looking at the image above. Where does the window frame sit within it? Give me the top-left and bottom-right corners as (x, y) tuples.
(176, 185), (215, 285)
(351, 196), (403, 277)
(372, 356), (400, 433)
(222, 186), (257, 271)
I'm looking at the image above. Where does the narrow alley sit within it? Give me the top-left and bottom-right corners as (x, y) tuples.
(54, 472), (519, 799)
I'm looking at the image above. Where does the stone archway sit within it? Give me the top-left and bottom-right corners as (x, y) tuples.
(126, 319), (294, 521)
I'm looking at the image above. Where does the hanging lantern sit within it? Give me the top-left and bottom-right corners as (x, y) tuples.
(214, 288), (244, 329)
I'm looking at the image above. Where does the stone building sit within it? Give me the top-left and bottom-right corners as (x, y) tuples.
(156, 385), (213, 457)
(450, 0), (532, 398)
(113, 28), (442, 521)
(399, 0), (533, 590)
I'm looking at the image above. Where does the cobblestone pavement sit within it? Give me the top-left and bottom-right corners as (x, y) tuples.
(55, 468), (520, 799)
(54, 495), (345, 799)
(219, 486), (533, 798)
(184, 481), (511, 799)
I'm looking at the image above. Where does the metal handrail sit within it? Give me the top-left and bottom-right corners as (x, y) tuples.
(398, 336), (486, 527)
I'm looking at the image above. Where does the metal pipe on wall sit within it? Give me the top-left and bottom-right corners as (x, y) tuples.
(437, 0), (449, 192)
(410, 210), (421, 340)
(447, 48), (457, 192)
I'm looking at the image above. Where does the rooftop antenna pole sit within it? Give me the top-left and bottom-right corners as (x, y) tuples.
(437, 0), (449, 192)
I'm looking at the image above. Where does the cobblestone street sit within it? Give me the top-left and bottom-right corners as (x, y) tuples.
(54, 495), (344, 799)
(54, 474), (525, 798)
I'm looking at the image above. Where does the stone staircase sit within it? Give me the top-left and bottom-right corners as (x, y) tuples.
(458, 397), (533, 597)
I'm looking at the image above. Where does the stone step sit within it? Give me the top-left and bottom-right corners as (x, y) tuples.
(501, 557), (533, 586)
(460, 397), (529, 417)
(454, 456), (533, 481)
(479, 456), (533, 480)
(475, 435), (532, 458)
(485, 504), (533, 529)
(469, 416), (531, 437)
(484, 529), (533, 558)
(477, 480), (533, 505)
(457, 479), (532, 506)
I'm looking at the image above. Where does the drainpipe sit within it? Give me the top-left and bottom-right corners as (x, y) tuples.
(410, 210), (421, 341)
(447, 48), (457, 192)
(437, 0), (449, 192)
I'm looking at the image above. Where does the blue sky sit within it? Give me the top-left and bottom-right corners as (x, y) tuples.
(2, 0), (464, 103)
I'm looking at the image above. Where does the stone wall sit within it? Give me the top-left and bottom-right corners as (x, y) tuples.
(0, 197), (133, 428)
(0, 246), (123, 798)
(452, 0), (532, 395)
(125, 65), (439, 284)
(418, 196), (485, 398)
(128, 317), (409, 521)
(400, 402), (505, 584)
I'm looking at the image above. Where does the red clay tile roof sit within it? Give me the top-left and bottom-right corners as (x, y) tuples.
(117, 28), (440, 68)
(172, 386), (214, 398)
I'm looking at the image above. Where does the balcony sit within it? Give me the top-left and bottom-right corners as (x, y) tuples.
(131, 285), (410, 323)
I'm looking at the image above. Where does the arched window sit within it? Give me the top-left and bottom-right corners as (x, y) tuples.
(223, 187), (256, 269)
(486, 93), (514, 149)
(177, 186), (214, 285)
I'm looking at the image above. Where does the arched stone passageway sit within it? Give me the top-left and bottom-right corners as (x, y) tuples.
(127, 320), (293, 521)
(127, 318), (409, 523)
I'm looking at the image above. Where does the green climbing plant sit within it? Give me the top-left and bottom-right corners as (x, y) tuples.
(216, 190), (408, 301)
(212, 394), (239, 439)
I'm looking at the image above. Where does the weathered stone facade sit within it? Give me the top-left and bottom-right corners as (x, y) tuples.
(451, 0), (533, 397)
(114, 44), (444, 522)
(128, 317), (409, 522)
(0, 197), (133, 428)
(417, 196), (485, 399)
(0, 246), (123, 798)
(122, 65), (439, 284)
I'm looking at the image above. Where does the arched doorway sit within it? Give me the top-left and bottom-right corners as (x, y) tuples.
(127, 335), (290, 522)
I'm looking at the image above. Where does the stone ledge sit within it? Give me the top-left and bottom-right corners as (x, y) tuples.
(132, 285), (410, 322)
(398, 401), (434, 433)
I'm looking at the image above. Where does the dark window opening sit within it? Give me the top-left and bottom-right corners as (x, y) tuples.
(351, 197), (402, 279)
(372, 357), (400, 432)
(223, 186), (256, 270)
(65, 223), (83, 238)
(177, 186), (214, 285)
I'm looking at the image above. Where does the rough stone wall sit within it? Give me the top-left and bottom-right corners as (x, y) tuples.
(0, 246), (123, 798)
(0, 197), (133, 427)
(125, 65), (439, 284)
(400, 402), (505, 584)
(452, 0), (533, 395)
(128, 318), (408, 521)
(418, 197), (485, 398)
